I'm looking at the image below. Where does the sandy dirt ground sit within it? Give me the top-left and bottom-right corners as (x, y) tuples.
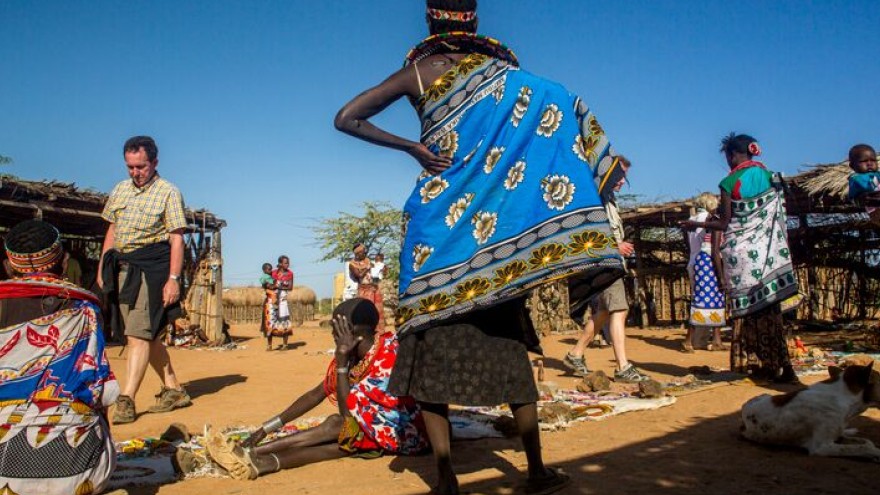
(111, 321), (880, 495)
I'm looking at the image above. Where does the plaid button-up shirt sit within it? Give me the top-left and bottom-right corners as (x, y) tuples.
(101, 175), (187, 253)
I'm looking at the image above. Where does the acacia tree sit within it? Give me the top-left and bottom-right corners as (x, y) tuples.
(312, 201), (403, 279)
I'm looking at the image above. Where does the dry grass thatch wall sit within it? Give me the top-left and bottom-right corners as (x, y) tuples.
(222, 285), (317, 324)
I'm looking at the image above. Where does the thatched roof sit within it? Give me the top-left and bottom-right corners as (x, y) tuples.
(621, 199), (694, 226)
(796, 163), (851, 200)
(0, 174), (225, 238)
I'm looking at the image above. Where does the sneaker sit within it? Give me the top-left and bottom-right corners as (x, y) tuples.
(614, 364), (651, 383)
(113, 395), (137, 424)
(148, 386), (192, 413)
(562, 352), (590, 377)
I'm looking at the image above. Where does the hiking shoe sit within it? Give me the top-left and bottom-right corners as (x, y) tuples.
(614, 364), (651, 383)
(148, 387), (192, 413)
(562, 352), (590, 377)
(113, 395), (137, 424)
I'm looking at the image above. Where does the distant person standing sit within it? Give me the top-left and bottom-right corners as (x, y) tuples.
(268, 255), (294, 350)
(259, 262), (275, 345)
(682, 133), (799, 383)
(62, 242), (83, 286)
(349, 243), (385, 332)
(97, 135), (191, 424)
(682, 193), (726, 352)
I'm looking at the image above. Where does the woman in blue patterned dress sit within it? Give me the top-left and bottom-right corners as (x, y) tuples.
(335, 1), (629, 493)
(683, 193), (727, 352)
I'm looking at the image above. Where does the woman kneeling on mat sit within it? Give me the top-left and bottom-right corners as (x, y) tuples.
(205, 298), (427, 479)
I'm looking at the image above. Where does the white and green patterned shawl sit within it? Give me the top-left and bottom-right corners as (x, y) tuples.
(721, 184), (798, 318)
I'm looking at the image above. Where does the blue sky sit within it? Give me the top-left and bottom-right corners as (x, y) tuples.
(2, 1), (877, 297)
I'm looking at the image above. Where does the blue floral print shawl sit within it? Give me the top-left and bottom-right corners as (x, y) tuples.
(396, 43), (625, 336)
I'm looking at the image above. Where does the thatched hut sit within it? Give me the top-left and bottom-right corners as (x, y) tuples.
(222, 285), (318, 326)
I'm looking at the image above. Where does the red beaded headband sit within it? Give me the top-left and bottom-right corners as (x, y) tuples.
(427, 8), (476, 22)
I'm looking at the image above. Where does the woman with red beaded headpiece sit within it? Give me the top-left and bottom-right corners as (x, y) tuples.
(0, 220), (119, 495)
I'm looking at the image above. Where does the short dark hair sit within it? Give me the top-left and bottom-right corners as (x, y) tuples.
(848, 144), (877, 170)
(124, 136), (158, 162)
(262, 263), (272, 271)
(352, 242), (365, 251)
(720, 132), (758, 157)
(427, 0), (478, 35)
(278, 255), (289, 264)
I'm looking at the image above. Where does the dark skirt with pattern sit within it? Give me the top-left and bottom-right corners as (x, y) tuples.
(388, 297), (539, 406)
(730, 304), (792, 377)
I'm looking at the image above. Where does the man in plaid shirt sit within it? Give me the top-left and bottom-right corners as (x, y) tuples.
(97, 136), (191, 424)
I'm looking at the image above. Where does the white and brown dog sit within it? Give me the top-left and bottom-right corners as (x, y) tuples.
(741, 360), (880, 461)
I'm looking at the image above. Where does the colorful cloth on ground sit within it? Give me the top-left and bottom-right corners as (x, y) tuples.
(338, 333), (426, 455)
(720, 169), (798, 318)
(690, 250), (726, 327)
(0, 276), (119, 495)
(718, 161), (773, 201)
(101, 175), (187, 253)
(396, 42), (625, 335)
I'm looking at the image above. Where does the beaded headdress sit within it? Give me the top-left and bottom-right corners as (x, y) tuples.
(4, 225), (64, 274)
(427, 7), (477, 23)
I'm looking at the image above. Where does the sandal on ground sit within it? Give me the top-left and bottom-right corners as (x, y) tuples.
(680, 342), (695, 353)
(526, 468), (570, 495)
(706, 343), (729, 351)
(205, 427), (258, 480)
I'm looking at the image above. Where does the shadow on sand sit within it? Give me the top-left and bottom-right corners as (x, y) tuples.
(185, 374), (247, 400)
(389, 410), (880, 494)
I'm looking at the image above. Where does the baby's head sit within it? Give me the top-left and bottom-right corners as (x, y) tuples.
(849, 144), (878, 174)
(262, 263), (272, 275)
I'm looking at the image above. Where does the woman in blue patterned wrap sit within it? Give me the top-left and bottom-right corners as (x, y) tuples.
(335, 1), (627, 493)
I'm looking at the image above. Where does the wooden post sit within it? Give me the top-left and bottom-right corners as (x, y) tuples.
(210, 229), (224, 341)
